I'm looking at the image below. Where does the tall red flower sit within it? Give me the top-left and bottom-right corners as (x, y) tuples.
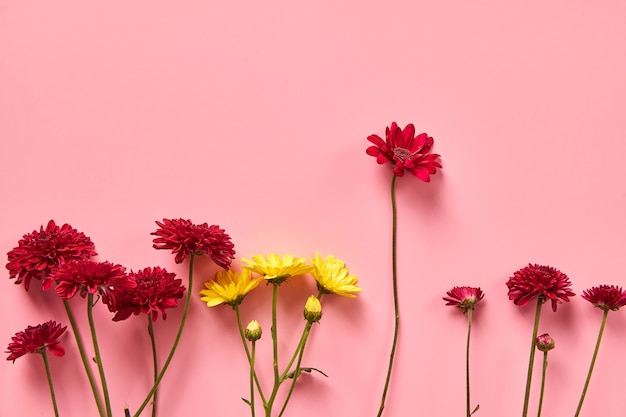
(51, 260), (134, 307)
(506, 263), (575, 312)
(366, 122), (441, 180)
(582, 285), (626, 311)
(6, 220), (97, 291)
(151, 218), (235, 268)
(108, 266), (185, 322)
(6, 320), (67, 363)
(443, 286), (485, 313)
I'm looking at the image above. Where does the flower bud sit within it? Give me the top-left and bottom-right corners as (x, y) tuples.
(535, 333), (555, 352)
(245, 320), (262, 342)
(304, 295), (322, 323)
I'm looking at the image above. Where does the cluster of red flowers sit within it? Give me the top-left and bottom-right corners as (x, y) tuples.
(5, 218), (235, 363)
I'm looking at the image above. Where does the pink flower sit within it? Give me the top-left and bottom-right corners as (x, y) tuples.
(108, 266), (185, 322)
(6, 320), (67, 362)
(151, 218), (235, 268)
(443, 286), (484, 313)
(52, 260), (134, 307)
(366, 122), (441, 180)
(6, 220), (97, 291)
(582, 285), (626, 311)
(506, 264), (575, 312)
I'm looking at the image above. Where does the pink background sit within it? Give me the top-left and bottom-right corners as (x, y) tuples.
(2, 1), (626, 416)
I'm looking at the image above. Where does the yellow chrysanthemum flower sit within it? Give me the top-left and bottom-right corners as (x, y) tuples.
(200, 269), (262, 307)
(241, 253), (313, 284)
(310, 253), (361, 298)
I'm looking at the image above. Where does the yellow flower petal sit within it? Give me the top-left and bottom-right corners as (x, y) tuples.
(310, 253), (361, 298)
(241, 253), (313, 283)
(200, 269), (262, 307)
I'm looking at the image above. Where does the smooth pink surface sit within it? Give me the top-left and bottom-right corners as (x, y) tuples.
(2, 1), (626, 416)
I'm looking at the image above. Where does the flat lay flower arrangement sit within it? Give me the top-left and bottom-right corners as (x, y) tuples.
(5, 122), (625, 417)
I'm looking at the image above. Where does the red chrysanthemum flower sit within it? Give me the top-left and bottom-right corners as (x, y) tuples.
(6, 320), (67, 363)
(506, 263), (575, 312)
(51, 260), (134, 307)
(108, 266), (185, 322)
(6, 220), (97, 291)
(366, 122), (442, 180)
(151, 218), (235, 268)
(582, 285), (626, 312)
(443, 286), (485, 313)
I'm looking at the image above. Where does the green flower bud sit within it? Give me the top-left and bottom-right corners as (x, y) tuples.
(245, 320), (262, 342)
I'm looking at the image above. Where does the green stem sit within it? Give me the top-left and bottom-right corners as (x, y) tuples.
(42, 350), (60, 417)
(522, 298), (544, 417)
(537, 351), (548, 417)
(377, 174), (399, 417)
(132, 253), (196, 417)
(148, 317), (159, 417)
(574, 309), (609, 417)
(264, 283), (281, 417)
(250, 341), (257, 417)
(466, 308), (473, 417)
(62, 300), (105, 417)
(277, 291), (324, 417)
(280, 290), (324, 379)
(234, 305), (266, 406)
(277, 323), (312, 417)
(87, 293), (113, 417)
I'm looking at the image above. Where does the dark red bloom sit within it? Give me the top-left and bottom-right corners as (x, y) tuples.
(6, 220), (97, 291)
(151, 218), (235, 268)
(51, 260), (134, 307)
(582, 285), (626, 312)
(443, 286), (484, 313)
(506, 264), (575, 312)
(366, 122), (441, 180)
(108, 266), (185, 322)
(6, 320), (67, 362)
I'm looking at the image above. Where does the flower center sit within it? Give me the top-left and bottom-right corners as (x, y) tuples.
(393, 147), (413, 161)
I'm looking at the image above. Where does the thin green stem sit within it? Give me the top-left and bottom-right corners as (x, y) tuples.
(537, 351), (548, 417)
(132, 253), (196, 417)
(466, 308), (473, 417)
(522, 298), (544, 417)
(62, 299), (105, 417)
(277, 291), (323, 417)
(42, 351), (60, 417)
(280, 290), (324, 379)
(265, 283), (281, 417)
(234, 305), (266, 406)
(250, 341), (257, 417)
(377, 174), (399, 417)
(148, 317), (159, 417)
(87, 293), (112, 417)
(574, 309), (609, 417)
(277, 323), (312, 417)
